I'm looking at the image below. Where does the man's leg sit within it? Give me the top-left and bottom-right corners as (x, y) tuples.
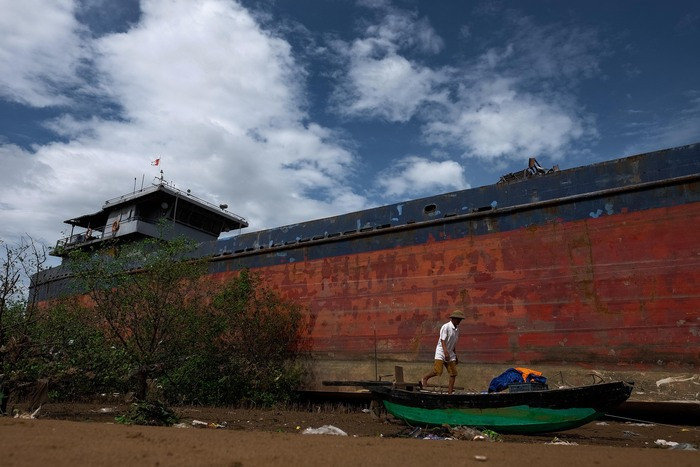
(422, 360), (443, 388)
(448, 375), (456, 394)
(421, 370), (437, 388)
(446, 361), (458, 394)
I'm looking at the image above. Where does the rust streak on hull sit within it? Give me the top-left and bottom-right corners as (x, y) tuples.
(210, 202), (699, 388)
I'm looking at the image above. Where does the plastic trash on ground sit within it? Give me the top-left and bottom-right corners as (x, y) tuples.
(191, 419), (227, 429)
(448, 426), (495, 441)
(301, 425), (348, 436)
(13, 407), (42, 419)
(545, 437), (578, 445)
(655, 439), (698, 450)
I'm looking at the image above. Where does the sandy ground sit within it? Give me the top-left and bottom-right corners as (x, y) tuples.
(1, 403), (699, 466)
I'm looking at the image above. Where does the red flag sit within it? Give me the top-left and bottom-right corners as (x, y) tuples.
(151, 158), (160, 166)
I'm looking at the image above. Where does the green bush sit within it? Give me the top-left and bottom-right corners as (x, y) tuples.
(115, 400), (179, 426)
(35, 300), (132, 401)
(5, 234), (309, 410)
(162, 270), (309, 406)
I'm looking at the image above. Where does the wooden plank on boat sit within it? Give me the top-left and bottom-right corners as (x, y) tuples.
(322, 380), (392, 387)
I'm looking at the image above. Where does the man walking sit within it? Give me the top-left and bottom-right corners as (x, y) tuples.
(421, 310), (465, 394)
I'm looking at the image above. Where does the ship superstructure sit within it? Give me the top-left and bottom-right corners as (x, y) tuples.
(51, 175), (248, 257)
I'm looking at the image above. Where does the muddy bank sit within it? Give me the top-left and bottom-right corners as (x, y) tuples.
(1, 402), (699, 466)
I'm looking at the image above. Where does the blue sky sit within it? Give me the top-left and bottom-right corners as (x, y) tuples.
(1, 0), (699, 261)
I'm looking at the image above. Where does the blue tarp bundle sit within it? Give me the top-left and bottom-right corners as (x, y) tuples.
(488, 368), (547, 393)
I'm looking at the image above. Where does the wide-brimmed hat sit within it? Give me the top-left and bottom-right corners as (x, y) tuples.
(449, 310), (465, 320)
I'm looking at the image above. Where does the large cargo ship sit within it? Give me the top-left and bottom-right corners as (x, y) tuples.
(31, 144), (700, 401)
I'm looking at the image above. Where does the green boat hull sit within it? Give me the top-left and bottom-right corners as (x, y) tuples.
(370, 381), (633, 434)
(383, 400), (602, 434)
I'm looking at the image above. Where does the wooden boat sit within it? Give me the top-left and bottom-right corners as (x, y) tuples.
(366, 381), (634, 434)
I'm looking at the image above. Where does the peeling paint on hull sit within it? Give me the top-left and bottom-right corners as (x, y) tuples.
(213, 201), (700, 363)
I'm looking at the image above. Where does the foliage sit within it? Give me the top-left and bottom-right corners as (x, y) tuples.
(2, 232), (309, 409)
(115, 399), (179, 426)
(215, 269), (308, 404)
(68, 232), (208, 400)
(34, 299), (131, 400)
(163, 270), (309, 406)
(0, 237), (47, 413)
(0, 236), (46, 314)
(1, 297), (129, 409)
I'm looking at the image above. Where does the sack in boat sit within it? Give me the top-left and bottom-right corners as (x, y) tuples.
(487, 367), (547, 393)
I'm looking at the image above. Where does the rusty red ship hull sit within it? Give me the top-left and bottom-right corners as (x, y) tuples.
(34, 144), (700, 399)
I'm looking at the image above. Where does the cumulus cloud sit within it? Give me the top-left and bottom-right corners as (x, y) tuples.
(0, 0), (366, 248)
(329, 4), (600, 164)
(0, 0), (89, 107)
(376, 156), (469, 198)
(418, 13), (601, 161)
(330, 3), (449, 122)
(423, 78), (587, 160)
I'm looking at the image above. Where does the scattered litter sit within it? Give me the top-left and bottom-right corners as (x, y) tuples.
(669, 443), (698, 451)
(173, 423), (189, 429)
(655, 439), (698, 450)
(623, 431), (640, 437)
(545, 437), (578, 445)
(474, 455), (487, 462)
(191, 419), (227, 429)
(13, 406), (41, 419)
(449, 426), (496, 442)
(93, 407), (115, 413)
(625, 422), (655, 427)
(301, 425), (348, 436)
(595, 421), (608, 426)
(389, 426), (449, 440)
(389, 426), (500, 442)
(481, 429), (501, 441)
(361, 408), (371, 413)
(407, 427), (422, 438)
(655, 439), (678, 448)
(655, 375), (696, 388)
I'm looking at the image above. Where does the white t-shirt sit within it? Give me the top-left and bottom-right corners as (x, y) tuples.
(434, 321), (459, 361)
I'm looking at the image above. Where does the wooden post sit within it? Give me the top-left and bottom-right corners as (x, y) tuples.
(394, 366), (404, 383)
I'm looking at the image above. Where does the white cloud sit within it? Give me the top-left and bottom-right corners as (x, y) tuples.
(376, 156), (469, 198)
(0, 0), (89, 107)
(337, 53), (447, 122)
(417, 13), (601, 161)
(96, 0), (303, 128)
(329, 4), (600, 164)
(331, 4), (448, 122)
(0, 0), (367, 250)
(424, 78), (587, 160)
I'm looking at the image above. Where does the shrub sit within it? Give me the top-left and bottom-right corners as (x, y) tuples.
(162, 270), (309, 406)
(115, 400), (179, 426)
